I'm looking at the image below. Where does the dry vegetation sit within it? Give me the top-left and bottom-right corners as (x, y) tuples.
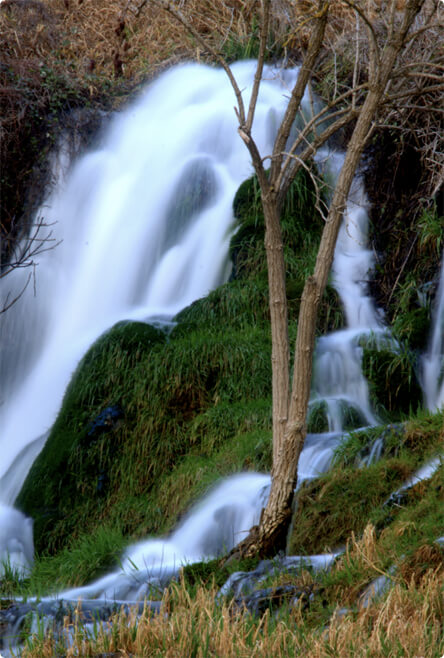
(1, 0), (442, 227)
(21, 562), (444, 657)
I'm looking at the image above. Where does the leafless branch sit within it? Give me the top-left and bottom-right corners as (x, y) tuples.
(270, 0), (329, 184)
(245, 0), (270, 133)
(144, 0), (247, 124)
(1, 218), (61, 313)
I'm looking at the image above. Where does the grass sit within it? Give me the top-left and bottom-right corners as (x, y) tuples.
(18, 562), (444, 657)
(17, 323), (274, 554)
(288, 409), (444, 555)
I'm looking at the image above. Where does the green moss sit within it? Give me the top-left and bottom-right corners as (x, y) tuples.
(289, 409), (443, 555)
(362, 344), (423, 419)
(17, 320), (273, 557)
(174, 278), (270, 332)
(288, 457), (417, 554)
(230, 168), (324, 282)
(16, 321), (166, 552)
(15, 165), (338, 582)
(307, 401), (330, 434)
(307, 399), (369, 434)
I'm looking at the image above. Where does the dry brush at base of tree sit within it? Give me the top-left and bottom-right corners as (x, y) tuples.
(142, 0), (443, 558)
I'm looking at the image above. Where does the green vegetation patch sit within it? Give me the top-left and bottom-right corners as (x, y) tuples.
(289, 410), (443, 555)
(288, 457), (416, 555)
(362, 345), (423, 419)
(16, 321), (166, 553)
(182, 554), (261, 591)
(17, 323), (273, 556)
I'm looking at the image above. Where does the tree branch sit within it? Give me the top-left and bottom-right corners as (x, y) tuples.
(245, 0), (271, 134)
(148, 0), (247, 125)
(270, 0), (329, 185)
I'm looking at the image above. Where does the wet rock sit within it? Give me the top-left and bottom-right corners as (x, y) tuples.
(362, 345), (422, 418)
(0, 597), (162, 655)
(87, 405), (123, 441)
(381, 455), (443, 520)
(218, 553), (340, 616)
(234, 584), (312, 616)
(358, 575), (393, 608)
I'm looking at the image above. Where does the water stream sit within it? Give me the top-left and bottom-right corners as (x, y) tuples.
(423, 249), (444, 411)
(0, 61), (443, 608)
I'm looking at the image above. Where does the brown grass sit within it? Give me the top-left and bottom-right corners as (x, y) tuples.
(21, 565), (444, 657)
(0, 0), (266, 84)
(1, 0), (441, 230)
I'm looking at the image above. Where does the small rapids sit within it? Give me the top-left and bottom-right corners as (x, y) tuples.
(0, 61), (443, 631)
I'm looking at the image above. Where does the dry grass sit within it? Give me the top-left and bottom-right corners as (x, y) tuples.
(0, 0), (269, 233)
(0, 0), (266, 84)
(21, 566), (444, 657)
(1, 0), (441, 228)
(324, 571), (444, 658)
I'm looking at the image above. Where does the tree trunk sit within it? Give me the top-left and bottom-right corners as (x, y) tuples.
(227, 0), (426, 561)
(262, 191), (290, 467)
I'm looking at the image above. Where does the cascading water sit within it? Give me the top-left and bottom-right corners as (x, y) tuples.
(0, 60), (393, 604)
(0, 62), (301, 501)
(0, 61), (305, 578)
(309, 153), (383, 435)
(423, 249), (444, 411)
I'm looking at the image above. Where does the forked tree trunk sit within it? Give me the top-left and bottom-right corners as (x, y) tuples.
(229, 0), (426, 560)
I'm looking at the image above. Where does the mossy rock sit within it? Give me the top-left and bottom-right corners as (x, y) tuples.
(392, 303), (431, 352)
(16, 321), (166, 553)
(288, 457), (417, 555)
(307, 399), (368, 434)
(362, 346), (423, 419)
(174, 277), (270, 332)
(230, 168), (324, 281)
(16, 322), (273, 555)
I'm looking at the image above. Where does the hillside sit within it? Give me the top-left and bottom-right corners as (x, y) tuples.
(0, 1), (443, 656)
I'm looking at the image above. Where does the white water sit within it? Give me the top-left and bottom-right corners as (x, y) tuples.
(1, 61), (441, 600)
(309, 151), (384, 432)
(423, 249), (444, 410)
(0, 61), (301, 499)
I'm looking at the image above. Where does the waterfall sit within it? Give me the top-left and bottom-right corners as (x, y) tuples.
(308, 151), (384, 434)
(423, 250), (444, 411)
(0, 61), (386, 595)
(0, 61), (301, 503)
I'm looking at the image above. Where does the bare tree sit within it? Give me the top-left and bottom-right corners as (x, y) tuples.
(137, 0), (443, 556)
(0, 217), (59, 314)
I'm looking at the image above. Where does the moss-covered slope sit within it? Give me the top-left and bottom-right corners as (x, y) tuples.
(16, 168), (343, 564)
